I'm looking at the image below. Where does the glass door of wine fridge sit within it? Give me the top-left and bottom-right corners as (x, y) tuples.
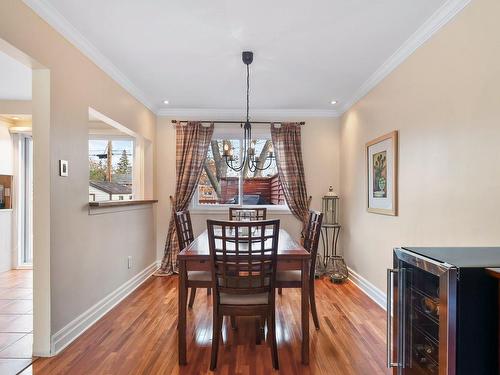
(388, 248), (458, 375)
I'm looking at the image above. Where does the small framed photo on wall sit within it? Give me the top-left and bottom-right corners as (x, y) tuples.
(366, 131), (398, 216)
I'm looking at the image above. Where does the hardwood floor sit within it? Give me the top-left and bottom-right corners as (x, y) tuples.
(26, 276), (388, 375)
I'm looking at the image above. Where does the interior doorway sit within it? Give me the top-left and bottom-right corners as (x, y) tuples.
(0, 37), (52, 374)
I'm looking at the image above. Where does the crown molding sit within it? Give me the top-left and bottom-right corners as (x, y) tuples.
(338, 0), (471, 115)
(157, 108), (340, 119)
(23, 0), (155, 112)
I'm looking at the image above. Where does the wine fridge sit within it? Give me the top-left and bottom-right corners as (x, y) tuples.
(388, 247), (499, 375)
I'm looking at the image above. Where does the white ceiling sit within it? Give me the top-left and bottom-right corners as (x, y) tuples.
(0, 50), (32, 100)
(27, 0), (469, 115)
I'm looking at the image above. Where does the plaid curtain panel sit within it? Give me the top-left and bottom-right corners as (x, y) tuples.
(157, 122), (214, 275)
(271, 123), (310, 238)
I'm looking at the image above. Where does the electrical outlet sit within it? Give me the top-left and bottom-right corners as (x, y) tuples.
(127, 256), (132, 269)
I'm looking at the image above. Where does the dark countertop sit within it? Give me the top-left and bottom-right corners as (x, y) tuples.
(402, 247), (500, 268)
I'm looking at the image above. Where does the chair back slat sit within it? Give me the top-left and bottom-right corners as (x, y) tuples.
(207, 219), (279, 299)
(174, 210), (194, 251)
(229, 207), (267, 221)
(303, 211), (323, 276)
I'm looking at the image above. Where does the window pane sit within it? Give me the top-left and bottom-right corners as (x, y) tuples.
(243, 139), (284, 205)
(196, 137), (286, 207)
(198, 139), (240, 205)
(89, 139), (134, 202)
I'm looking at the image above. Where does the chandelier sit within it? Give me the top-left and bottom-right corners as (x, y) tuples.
(222, 51), (275, 173)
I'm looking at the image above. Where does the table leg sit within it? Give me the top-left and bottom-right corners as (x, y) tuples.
(178, 260), (187, 365)
(301, 259), (310, 365)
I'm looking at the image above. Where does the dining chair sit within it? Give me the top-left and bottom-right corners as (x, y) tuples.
(207, 219), (280, 370)
(227, 207), (268, 329)
(276, 210), (323, 330)
(174, 209), (211, 309)
(229, 207), (267, 221)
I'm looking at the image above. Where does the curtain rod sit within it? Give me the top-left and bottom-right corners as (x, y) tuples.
(171, 120), (305, 126)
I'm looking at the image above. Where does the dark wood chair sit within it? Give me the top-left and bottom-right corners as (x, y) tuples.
(207, 219), (280, 370)
(174, 210), (211, 309)
(276, 210), (323, 330)
(229, 207), (267, 221)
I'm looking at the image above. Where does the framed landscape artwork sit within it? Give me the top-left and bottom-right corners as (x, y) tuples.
(366, 131), (398, 216)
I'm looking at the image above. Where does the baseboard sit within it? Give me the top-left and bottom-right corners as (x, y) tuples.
(348, 267), (387, 310)
(51, 261), (160, 355)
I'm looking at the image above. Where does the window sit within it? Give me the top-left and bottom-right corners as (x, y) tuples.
(195, 134), (285, 208)
(88, 138), (134, 202)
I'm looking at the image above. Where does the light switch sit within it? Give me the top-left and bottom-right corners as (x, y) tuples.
(59, 160), (68, 177)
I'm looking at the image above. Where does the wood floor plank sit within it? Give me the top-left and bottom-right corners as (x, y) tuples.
(32, 276), (389, 375)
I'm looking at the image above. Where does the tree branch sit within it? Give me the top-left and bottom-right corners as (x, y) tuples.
(204, 161), (221, 199)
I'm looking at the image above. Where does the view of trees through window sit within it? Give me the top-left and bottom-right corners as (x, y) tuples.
(88, 139), (134, 202)
(197, 139), (285, 206)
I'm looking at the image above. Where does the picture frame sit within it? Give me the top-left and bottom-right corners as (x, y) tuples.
(366, 131), (398, 216)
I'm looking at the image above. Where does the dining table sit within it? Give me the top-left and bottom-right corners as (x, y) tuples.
(177, 228), (311, 365)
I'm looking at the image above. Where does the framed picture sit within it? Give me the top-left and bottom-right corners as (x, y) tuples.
(366, 131), (398, 215)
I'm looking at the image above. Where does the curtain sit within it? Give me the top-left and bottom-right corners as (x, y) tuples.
(271, 123), (310, 238)
(157, 122), (214, 275)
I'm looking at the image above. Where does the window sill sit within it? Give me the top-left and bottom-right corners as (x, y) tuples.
(190, 205), (291, 215)
(89, 199), (158, 208)
(88, 199), (158, 215)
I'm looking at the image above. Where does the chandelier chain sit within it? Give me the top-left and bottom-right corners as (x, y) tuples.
(223, 51), (274, 174)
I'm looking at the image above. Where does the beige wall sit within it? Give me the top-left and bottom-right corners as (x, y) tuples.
(0, 0), (156, 339)
(0, 118), (13, 273)
(339, 0), (500, 292)
(156, 117), (340, 259)
(0, 100), (31, 115)
(0, 118), (14, 175)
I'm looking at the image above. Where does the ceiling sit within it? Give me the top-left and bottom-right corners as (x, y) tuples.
(27, 0), (468, 115)
(0, 50), (31, 100)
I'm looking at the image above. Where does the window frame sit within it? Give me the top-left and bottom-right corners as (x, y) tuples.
(190, 131), (290, 214)
(88, 134), (136, 201)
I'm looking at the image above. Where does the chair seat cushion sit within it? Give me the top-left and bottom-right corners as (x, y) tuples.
(187, 271), (211, 281)
(276, 270), (302, 282)
(220, 292), (269, 305)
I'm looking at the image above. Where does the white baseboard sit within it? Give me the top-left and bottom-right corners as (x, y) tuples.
(51, 261), (160, 355)
(348, 267), (387, 310)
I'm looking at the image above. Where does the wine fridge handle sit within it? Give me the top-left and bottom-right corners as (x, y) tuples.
(387, 268), (399, 368)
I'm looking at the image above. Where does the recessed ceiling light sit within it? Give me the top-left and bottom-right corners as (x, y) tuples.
(163, 100), (169, 105)
(330, 100), (337, 105)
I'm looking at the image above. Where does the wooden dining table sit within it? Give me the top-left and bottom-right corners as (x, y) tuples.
(177, 228), (311, 365)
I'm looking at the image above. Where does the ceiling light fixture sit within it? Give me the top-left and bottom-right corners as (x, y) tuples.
(222, 51), (274, 173)
(163, 100), (169, 105)
(330, 100), (337, 105)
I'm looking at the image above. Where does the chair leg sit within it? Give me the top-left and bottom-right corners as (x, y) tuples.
(268, 310), (279, 370)
(310, 280), (320, 330)
(278, 287), (282, 295)
(255, 317), (262, 345)
(207, 287), (211, 295)
(188, 287), (197, 309)
(230, 315), (237, 330)
(210, 306), (221, 370)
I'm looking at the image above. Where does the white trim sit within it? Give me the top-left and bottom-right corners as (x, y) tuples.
(50, 261), (159, 355)
(23, 0), (154, 112)
(348, 267), (386, 310)
(157, 108), (339, 119)
(339, 0), (471, 115)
